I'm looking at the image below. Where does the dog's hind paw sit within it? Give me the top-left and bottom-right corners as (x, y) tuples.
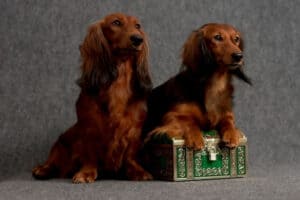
(125, 162), (153, 181)
(32, 164), (55, 180)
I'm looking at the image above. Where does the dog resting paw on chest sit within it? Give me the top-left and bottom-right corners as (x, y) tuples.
(143, 23), (251, 150)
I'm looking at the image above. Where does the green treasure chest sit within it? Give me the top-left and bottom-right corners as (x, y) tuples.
(145, 130), (248, 181)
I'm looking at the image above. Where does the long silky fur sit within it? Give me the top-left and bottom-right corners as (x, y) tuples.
(231, 67), (252, 85)
(132, 36), (153, 97)
(78, 22), (118, 94)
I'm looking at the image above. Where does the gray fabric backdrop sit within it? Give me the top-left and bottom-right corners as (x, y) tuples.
(0, 0), (299, 199)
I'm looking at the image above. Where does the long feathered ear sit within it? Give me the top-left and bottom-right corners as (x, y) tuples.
(78, 21), (117, 94)
(181, 30), (215, 73)
(232, 67), (252, 85)
(133, 33), (153, 96)
(181, 31), (201, 71)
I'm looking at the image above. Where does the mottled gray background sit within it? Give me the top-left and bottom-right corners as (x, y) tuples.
(0, 0), (299, 199)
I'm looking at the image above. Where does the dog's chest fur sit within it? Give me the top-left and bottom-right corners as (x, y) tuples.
(204, 72), (231, 126)
(108, 61), (133, 116)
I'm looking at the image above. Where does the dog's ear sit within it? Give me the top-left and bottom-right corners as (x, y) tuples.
(182, 30), (214, 73)
(232, 67), (252, 85)
(133, 32), (153, 96)
(182, 31), (201, 71)
(78, 21), (117, 94)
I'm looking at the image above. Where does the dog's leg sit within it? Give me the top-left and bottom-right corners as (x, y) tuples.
(32, 140), (66, 179)
(145, 103), (206, 150)
(125, 159), (153, 180)
(104, 128), (153, 180)
(181, 121), (205, 150)
(218, 112), (242, 148)
(147, 120), (205, 150)
(105, 101), (153, 180)
(123, 132), (153, 180)
(105, 135), (127, 173)
(32, 125), (78, 180)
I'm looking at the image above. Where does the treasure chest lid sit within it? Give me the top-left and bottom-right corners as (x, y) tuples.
(147, 130), (247, 146)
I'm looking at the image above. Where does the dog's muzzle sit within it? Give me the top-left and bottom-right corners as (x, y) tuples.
(228, 52), (244, 70)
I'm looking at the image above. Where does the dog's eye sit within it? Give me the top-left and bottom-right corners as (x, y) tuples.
(112, 20), (122, 26)
(214, 34), (223, 41)
(135, 23), (141, 29)
(234, 36), (240, 43)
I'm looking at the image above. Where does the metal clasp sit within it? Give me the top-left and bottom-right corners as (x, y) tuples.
(207, 146), (218, 161)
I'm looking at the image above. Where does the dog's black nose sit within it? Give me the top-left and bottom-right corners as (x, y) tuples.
(232, 52), (243, 62)
(130, 35), (143, 46)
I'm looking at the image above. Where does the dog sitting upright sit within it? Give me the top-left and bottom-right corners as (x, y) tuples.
(32, 13), (153, 183)
(143, 23), (251, 149)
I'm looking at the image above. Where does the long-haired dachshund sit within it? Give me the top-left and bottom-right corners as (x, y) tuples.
(143, 23), (251, 150)
(32, 13), (153, 183)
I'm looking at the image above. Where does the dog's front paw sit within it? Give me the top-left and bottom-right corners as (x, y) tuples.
(183, 130), (205, 150)
(221, 128), (241, 148)
(145, 125), (205, 150)
(72, 168), (97, 184)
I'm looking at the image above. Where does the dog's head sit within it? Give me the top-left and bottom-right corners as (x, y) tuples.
(182, 23), (251, 85)
(100, 13), (147, 54)
(78, 13), (152, 94)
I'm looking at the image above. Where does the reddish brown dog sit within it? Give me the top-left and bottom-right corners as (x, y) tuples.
(143, 23), (251, 150)
(32, 13), (153, 183)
